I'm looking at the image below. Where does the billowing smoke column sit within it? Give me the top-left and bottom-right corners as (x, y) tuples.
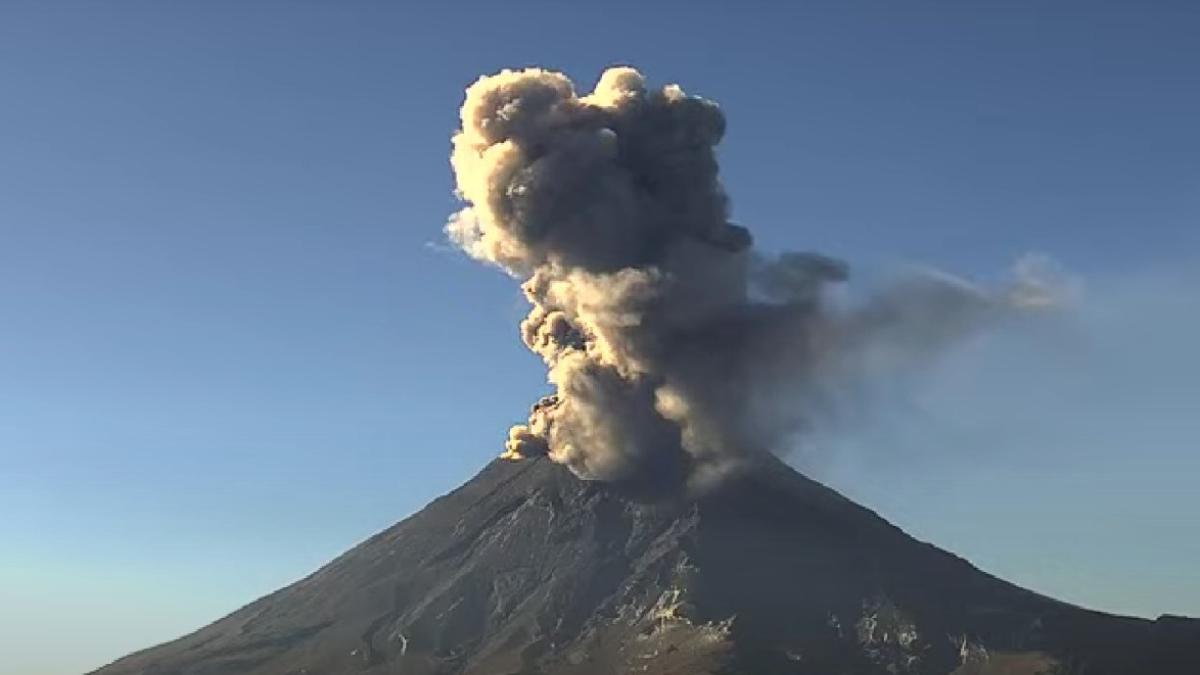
(447, 66), (1061, 490)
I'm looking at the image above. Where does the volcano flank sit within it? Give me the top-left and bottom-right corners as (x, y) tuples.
(90, 456), (1198, 675)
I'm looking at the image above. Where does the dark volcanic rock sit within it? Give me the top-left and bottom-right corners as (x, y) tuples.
(90, 457), (1198, 675)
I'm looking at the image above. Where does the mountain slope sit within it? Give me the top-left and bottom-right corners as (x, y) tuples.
(89, 457), (1198, 675)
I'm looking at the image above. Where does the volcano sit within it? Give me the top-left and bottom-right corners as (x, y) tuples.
(89, 456), (1197, 675)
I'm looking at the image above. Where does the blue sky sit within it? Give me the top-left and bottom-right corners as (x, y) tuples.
(1, 3), (1197, 674)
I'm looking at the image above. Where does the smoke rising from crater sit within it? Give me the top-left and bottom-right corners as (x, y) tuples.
(447, 66), (1064, 489)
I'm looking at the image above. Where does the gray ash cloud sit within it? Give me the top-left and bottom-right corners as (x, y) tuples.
(446, 66), (1064, 490)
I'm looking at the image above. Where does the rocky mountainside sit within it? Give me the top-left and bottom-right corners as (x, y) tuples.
(90, 456), (1198, 675)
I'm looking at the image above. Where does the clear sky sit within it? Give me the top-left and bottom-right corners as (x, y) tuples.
(1, 3), (1197, 674)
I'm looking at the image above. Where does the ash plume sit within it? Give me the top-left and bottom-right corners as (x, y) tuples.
(447, 66), (1062, 490)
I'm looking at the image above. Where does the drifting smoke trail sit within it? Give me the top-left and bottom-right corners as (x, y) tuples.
(447, 66), (1064, 490)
